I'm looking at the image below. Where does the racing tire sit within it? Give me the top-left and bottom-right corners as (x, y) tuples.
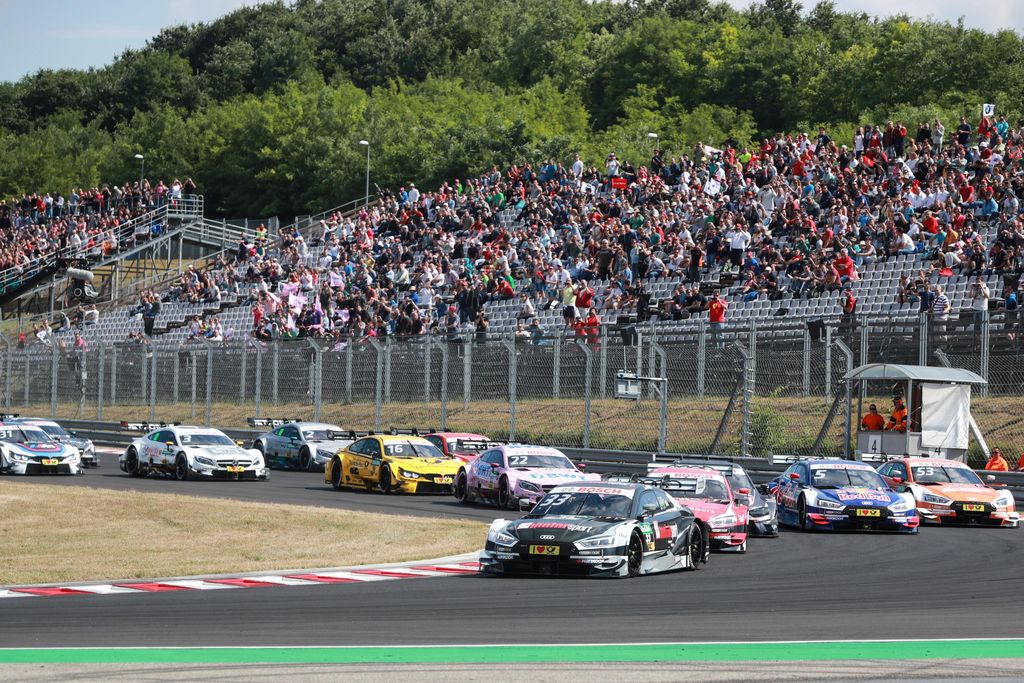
(254, 441), (267, 468)
(798, 496), (810, 531)
(686, 527), (706, 570)
(454, 470), (470, 504)
(174, 453), (190, 481)
(299, 447), (312, 472)
(329, 459), (343, 490)
(498, 476), (511, 509)
(380, 465), (393, 494)
(627, 532), (644, 578)
(126, 448), (141, 477)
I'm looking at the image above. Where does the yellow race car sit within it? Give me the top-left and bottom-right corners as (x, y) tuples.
(325, 434), (461, 494)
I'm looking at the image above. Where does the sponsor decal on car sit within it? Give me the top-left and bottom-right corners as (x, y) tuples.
(810, 463), (875, 471)
(836, 490), (891, 502)
(517, 522), (594, 532)
(559, 486), (633, 496)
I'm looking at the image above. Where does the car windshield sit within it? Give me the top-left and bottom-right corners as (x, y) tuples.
(727, 470), (754, 493)
(451, 439), (489, 453)
(384, 442), (446, 458)
(811, 467), (887, 489)
(0, 426), (51, 443)
(912, 465), (982, 485)
(37, 424), (70, 438)
(506, 454), (574, 469)
(531, 491), (633, 519)
(658, 477), (730, 504)
(302, 429), (342, 441)
(179, 433), (235, 446)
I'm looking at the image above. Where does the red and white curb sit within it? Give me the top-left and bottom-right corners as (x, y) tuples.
(0, 556), (481, 599)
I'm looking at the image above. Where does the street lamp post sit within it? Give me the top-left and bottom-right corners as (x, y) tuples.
(358, 140), (370, 206)
(134, 153), (145, 187)
(647, 132), (659, 153)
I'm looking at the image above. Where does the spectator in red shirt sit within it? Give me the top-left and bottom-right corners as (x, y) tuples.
(574, 281), (594, 310)
(708, 289), (727, 348)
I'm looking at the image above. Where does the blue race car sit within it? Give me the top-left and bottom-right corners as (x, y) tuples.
(769, 458), (919, 533)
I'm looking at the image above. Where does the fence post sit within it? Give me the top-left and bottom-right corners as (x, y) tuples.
(344, 340), (353, 405)
(918, 314), (929, 366)
(834, 338), (854, 460)
(254, 340), (264, 418)
(239, 340), (248, 404)
(599, 325), (607, 399)
(440, 340), (449, 431)
(23, 352), (30, 407)
(97, 344), (105, 420)
(305, 339), (323, 421)
(574, 339), (593, 448)
(697, 319), (706, 399)
(802, 327), (811, 397)
(189, 350), (197, 418)
(369, 338), (384, 432)
(503, 336), (517, 442)
(824, 325), (833, 400)
(149, 343), (158, 422)
(383, 337), (392, 404)
(980, 314), (990, 398)
(735, 341), (753, 459)
(200, 340), (213, 427)
(424, 335), (432, 403)
(462, 336), (472, 409)
(859, 316), (870, 366)
(552, 329), (562, 400)
(273, 341), (280, 405)
(50, 342), (58, 418)
(172, 347), (180, 405)
(0, 334), (9, 410)
(653, 342), (668, 453)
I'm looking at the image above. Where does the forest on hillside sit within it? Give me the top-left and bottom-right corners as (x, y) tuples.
(1, 0), (1022, 218)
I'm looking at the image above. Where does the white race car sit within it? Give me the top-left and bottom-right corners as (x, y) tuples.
(0, 421), (82, 475)
(119, 424), (268, 481)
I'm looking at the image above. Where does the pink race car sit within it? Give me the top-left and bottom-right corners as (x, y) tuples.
(423, 432), (496, 463)
(647, 466), (750, 552)
(454, 444), (601, 509)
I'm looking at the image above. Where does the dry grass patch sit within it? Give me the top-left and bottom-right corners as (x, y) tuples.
(0, 481), (485, 586)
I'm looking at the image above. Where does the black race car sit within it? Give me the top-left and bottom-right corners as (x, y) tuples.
(479, 481), (710, 578)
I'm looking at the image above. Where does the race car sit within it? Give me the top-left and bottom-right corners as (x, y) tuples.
(651, 457), (778, 537)
(454, 444), (601, 508)
(325, 434), (461, 494)
(424, 432), (496, 463)
(0, 421), (83, 475)
(250, 419), (354, 471)
(878, 457), (1019, 528)
(119, 424), (268, 480)
(479, 482), (710, 578)
(17, 418), (98, 468)
(647, 466), (749, 552)
(769, 458), (919, 533)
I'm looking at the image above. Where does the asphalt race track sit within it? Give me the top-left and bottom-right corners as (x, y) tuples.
(2, 465), (1023, 649)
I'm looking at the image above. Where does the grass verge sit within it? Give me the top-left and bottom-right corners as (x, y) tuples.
(0, 481), (485, 586)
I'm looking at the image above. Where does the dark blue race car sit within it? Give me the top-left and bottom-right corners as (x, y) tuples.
(769, 458), (919, 533)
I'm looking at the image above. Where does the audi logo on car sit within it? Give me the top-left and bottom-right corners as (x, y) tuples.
(539, 534), (555, 540)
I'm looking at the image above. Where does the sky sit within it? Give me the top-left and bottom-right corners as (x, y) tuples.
(1, 0), (1023, 83)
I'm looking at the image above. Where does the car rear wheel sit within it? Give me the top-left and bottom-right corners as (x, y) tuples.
(380, 465), (393, 493)
(627, 533), (644, 577)
(174, 453), (190, 481)
(454, 470), (469, 504)
(299, 447), (312, 472)
(126, 448), (140, 477)
(686, 527), (706, 570)
(329, 459), (343, 490)
(498, 476), (511, 509)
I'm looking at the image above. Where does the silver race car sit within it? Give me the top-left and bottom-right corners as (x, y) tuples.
(119, 423), (268, 481)
(0, 420), (83, 475)
(249, 419), (355, 471)
(480, 482), (710, 578)
(18, 418), (98, 468)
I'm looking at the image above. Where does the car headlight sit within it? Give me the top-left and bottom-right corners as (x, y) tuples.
(195, 456), (217, 467)
(64, 453), (79, 463)
(815, 498), (845, 511)
(83, 441), (95, 454)
(749, 506), (768, 518)
(709, 513), (737, 528)
(518, 480), (541, 493)
(889, 499), (914, 513)
(398, 468), (421, 479)
(8, 451), (30, 463)
(488, 529), (517, 547)
(576, 535), (617, 549)
(992, 492), (1014, 508)
(316, 449), (333, 461)
(921, 492), (952, 506)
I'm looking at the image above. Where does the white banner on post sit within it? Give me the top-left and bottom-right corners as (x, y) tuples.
(920, 384), (970, 450)
(983, 103), (996, 117)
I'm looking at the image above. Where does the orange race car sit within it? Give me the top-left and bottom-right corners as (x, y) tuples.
(877, 457), (1019, 528)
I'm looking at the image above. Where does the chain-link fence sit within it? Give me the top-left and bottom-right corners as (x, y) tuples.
(3, 314), (1021, 460)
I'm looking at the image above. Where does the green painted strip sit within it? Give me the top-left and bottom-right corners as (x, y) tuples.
(0, 640), (1022, 664)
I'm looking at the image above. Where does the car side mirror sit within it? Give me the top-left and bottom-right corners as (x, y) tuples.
(788, 472), (801, 480)
(986, 474), (996, 481)
(891, 476), (903, 484)
(490, 462), (501, 469)
(518, 498), (533, 512)
(165, 442), (174, 449)
(69, 431), (77, 437)
(737, 488), (750, 495)
(756, 484), (770, 495)
(576, 462), (586, 470)
(642, 503), (659, 515)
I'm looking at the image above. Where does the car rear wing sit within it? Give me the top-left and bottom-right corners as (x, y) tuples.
(247, 418), (296, 428)
(120, 421), (179, 432)
(372, 427), (439, 437)
(857, 452), (888, 463)
(0, 413), (21, 421)
(326, 429), (358, 441)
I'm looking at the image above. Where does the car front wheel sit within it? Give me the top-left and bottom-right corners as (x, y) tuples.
(174, 453), (190, 481)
